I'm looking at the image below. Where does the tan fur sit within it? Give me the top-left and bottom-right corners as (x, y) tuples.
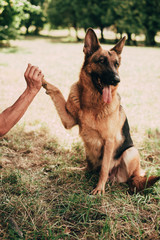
(42, 28), (159, 194)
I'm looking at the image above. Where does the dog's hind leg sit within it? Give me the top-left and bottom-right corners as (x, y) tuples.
(117, 147), (160, 193)
(42, 79), (77, 129)
(117, 147), (143, 182)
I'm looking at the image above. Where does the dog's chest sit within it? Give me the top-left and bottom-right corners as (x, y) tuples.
(78, 108), (120, 140)
(79, 110), (97, 130)
(78, 108), (124, 170)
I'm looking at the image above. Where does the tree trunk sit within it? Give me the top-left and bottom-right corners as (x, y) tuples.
(127, 32), (132, 45)
(74, 26), (80, 42)
(25, 20), (32, 35)
(26, 27), (29, 35)
(145, 30), (156, 46)
(34, 27), (40, 35)
(100, 27), (105, 42)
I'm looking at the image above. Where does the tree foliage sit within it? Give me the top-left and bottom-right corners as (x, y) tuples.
(1, 0), (160, 45)
(80, 0), (113, 41)
(0, 0), (45, 40)
(47, 0), (160, 45)
(21, 0), (46, 35)
(110, 0), (144, 44)
(48, 0), (81, 40)
(0, 0), (21, 40)
(47, 0), (113, 41)
(141, 0), (160, 45)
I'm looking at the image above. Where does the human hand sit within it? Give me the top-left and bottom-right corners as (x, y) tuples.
(24, 64), (44, 93)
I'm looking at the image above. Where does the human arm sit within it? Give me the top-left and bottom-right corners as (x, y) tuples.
(0, 64), (44, 137)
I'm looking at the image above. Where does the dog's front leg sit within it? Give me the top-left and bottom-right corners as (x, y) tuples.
(42, 79), (77, 129)
(92, 140), (114, 195)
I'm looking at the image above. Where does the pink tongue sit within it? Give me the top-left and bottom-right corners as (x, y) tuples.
(102, 86), (112, 103)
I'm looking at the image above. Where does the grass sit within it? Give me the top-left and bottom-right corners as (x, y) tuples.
(0, 126), (159, 239)
(0, 32), (160, 239)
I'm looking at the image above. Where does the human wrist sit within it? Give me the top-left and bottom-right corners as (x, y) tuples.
(26, 86), (40, 95)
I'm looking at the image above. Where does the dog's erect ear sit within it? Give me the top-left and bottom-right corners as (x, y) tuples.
(111, 36), (126, 55)
(83, 28), (100, 57)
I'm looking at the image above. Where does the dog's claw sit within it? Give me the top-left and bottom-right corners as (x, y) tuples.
(91, 186), (105, 195)
(42, 83), (47, 88)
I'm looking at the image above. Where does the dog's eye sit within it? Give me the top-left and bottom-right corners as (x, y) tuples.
(115, 61), (119, 68)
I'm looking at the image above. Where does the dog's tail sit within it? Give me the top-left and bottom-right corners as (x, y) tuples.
(128, 175), (160, 194)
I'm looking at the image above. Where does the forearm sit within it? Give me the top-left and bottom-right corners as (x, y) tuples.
(50, 90), (77, 129)
(0, 87), (39, 137)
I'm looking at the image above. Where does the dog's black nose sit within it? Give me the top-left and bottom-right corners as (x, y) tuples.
(111, 75), (120, 86)
(114, 75), (120, 83)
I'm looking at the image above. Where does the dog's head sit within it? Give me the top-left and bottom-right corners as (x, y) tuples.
(83, 28), (126, 104)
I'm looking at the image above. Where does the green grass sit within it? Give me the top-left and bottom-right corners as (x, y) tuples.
(0, 126), (159, 239)
(0, 33), (160, 239)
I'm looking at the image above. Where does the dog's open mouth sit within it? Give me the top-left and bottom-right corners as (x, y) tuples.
(97, 77), (115, 104)
(91, 73), (120, 104)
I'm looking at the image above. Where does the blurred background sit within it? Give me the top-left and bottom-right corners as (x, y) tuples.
(0, 0), (160, 46)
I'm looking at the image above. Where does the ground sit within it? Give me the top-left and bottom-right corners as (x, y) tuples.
(0, 35), (160, 239)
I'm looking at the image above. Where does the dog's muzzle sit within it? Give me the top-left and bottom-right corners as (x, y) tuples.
(101, 72), (120, 87)
(91, 72), (120, 95)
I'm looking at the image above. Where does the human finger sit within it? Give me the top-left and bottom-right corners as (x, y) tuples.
(28, 66), (38, 79)
(37, 72), (44, 82)
(33, 68), (41, 80)
(24, 63), (32, 78)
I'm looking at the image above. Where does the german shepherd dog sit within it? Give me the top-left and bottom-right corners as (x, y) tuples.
(42, 28), (159, 195)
